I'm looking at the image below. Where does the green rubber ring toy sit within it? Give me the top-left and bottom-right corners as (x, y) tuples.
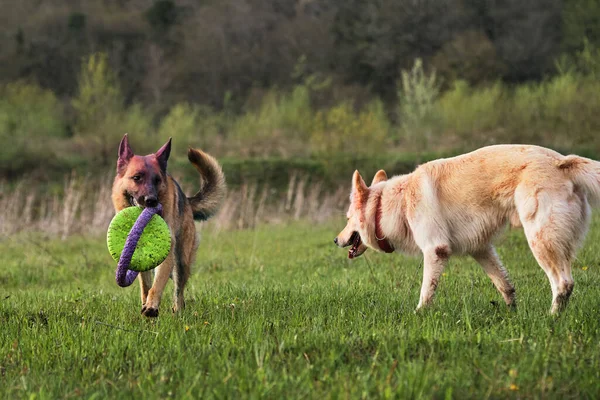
(107, 206), (172, 273)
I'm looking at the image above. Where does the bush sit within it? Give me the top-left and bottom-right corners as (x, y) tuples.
(508, 72), (600, 145)
(0, 82), (67, 178)
(171, 151), (449, 190)
(556, 38), (600, 80)
(311, 99), (390, 156)
(431, 30), (506, 86)
(437, 80), (506, 143)
(230, 85), (314, 157)
(562, 0), (600, 54)
(397, 59), (442, 150)
(157, 103), (225, 156)
(72, 53), (154, 164)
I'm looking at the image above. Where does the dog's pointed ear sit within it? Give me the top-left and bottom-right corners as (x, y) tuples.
(117, 133), (134, 174)
(352, 170), (368, 197)
(371, 169), (388, 186)
(155, 137), (172, 172)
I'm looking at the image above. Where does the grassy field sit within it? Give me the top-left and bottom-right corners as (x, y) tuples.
(2, 217), (600, 399)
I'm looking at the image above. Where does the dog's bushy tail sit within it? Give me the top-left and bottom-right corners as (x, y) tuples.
(187, 148), (226, 221)
(558, 155), (600, 207)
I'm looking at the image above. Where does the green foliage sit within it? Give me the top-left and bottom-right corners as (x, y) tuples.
(0, 82), (66, 177)
(508, 72), (600, 147)
(431, 30), (506, 86)
(557, 38), (600, 79)
(172, 151), (446, 191)
(421, 71), (600, 150)
(119, 104), (155, 147)
(71, 53), (124, 162)
(230, 85), (315, 157)
(574, 39), (600, 79)
(562, 0), (600, 53)
(5, 50), (600, 181)
(0, 0), (569, 109)
(72, 53), (154, 164)
(158, 103), (201, 153)
(311, 99), (390, 156)
(72, 53), (122, 127)
(437, 80), (505, 140)
(540, 73), (580, 125)
(213, 158), (325, 189)
(397, 59), (441, 149)
(2, 219), (600, 397)
(158, 103), (222, 155)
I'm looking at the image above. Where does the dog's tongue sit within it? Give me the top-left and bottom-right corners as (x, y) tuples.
(348, 246), (358, 259)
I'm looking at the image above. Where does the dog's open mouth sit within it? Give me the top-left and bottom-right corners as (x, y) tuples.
(127, 195), (140, 207)
(348, 231), (362, 259)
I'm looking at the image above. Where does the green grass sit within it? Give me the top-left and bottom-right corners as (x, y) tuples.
(2, 218), (600, 399)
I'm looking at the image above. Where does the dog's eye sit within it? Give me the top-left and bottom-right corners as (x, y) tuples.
(154, 176), (161, 185)
(132, 175), (141, 182)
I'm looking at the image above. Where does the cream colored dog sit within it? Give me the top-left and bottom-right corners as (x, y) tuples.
(335, 145), (600, 313)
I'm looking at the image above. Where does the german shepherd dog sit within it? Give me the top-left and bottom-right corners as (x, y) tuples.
(335, 145), (600, 314)
(112, 134), (226, 317)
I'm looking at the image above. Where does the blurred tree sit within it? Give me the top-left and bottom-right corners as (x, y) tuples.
(431, 30), (506, 86)
(467, 0), (562, 82)
(0, 82), (67, 178)
(71, 53), (125, 165)
(68, 12), (86, 32)
(562, 0), (600, 53)
(0, 0), (591, 114)
(556, 38), (600, 79)
(332, 0), (467, 100)
(142, 43), (176, 109)
(397, 59), (441, 150)
(145, 0), (179, 33)
(173, 0), (332, 109)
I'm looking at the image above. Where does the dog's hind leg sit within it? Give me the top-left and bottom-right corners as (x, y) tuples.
(472, 246), (516, 307)
(172, 225), (198, 313)
(172, 244), (192, 313)
(526, 235), (575, 314)
(416, 244), (451, 310)
(517, 184), (589, 314)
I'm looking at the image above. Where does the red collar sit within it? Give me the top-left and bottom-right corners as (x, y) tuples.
(375, 193), (394, 253)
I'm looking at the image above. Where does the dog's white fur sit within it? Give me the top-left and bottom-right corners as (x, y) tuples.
(335, 145), (600, 313)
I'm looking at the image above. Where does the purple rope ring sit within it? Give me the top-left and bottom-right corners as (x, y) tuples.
(115, 204), (163, 287)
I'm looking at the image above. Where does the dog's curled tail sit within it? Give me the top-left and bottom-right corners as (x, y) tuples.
(187, 148), (226, 221)
(558, 155), (600, 207)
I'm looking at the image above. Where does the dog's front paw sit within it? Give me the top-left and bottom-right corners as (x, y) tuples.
(142, 306), (159, 318)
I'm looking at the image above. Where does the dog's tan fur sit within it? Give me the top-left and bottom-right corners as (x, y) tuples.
(336, 145), (600, 313)
(112, 134), (225, 317)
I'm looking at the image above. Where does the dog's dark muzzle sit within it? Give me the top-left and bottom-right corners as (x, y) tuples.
(128, 194), (159, 208)
(144, 196), (158, 208)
